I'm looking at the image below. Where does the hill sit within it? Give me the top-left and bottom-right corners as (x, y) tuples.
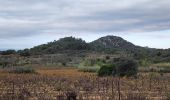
(30, 37), (91, 55)
(89, 35), (139, 53)
(90, 35), (136, 49)
(1, 35), (170, 64)
(1, 36), (170, 65)
(29, 35), (142, 55)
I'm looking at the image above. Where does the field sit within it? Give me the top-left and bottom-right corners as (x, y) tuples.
(0, 68), (169, 100)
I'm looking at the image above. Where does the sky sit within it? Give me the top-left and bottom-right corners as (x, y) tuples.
(0, 0), (170, 50)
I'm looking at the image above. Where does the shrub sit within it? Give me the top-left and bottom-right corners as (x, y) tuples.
(8, 67), (36, 74)
(106, 56), (110, 60)
(65, 91), (77, 100)
(98, 58), (138, 77)
(102, 59), (106, 63)
(116, 58), (138, 77)
(62, 62), (66, 66)
(97, 64), (116, 76)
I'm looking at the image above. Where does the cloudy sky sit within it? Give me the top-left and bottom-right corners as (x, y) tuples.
(0, 0), (170, 50)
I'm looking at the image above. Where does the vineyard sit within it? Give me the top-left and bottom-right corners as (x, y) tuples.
(0, 69), (169, 100)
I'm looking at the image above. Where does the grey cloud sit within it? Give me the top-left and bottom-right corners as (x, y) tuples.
(0, 18), (47, 38)
(67, 0), (170, 32)
(0, 0), (170, 39)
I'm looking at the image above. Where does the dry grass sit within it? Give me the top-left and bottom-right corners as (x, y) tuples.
(37, 68), (95, 77)
(152, 63), (170, 68)
(0, 68), (169, 100)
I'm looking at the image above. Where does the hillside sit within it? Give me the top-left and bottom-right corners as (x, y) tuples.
(89, 35), (139, 53)
(90, 35), (136, 49)
(1, 35), (170, 67)
(1, 35), (170, 64)
(25, 35), (170, 64)
(30, 37), (91, 55)
(29, 35), (141, 55)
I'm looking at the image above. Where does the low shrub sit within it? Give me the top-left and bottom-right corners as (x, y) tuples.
(98, 58), (138, 77)
(97, 64), (116, 76)
(105, 56), (110, 60)
(116, 58), (138, 77)
(65, 91), (77, 100)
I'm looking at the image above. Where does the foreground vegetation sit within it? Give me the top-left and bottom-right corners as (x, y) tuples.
(0, 68), (169, 100)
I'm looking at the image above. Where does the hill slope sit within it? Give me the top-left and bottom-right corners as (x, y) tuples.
(1, 35), (170, 64)
(29, 35), (141, 55)
(90, 35), (138, 51)
(30, 37), (91, 55)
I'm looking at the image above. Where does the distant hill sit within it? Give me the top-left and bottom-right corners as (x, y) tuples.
(26, 35), (163, 55)
(1, 35), (170, 64)
(29, 35), (142, 55)
(89, 35), (139, 52)
(26, 35), (170, 63)
(30, 37), (91, 55)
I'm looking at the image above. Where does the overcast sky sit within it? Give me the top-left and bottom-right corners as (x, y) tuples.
(0, 0), (170, 50)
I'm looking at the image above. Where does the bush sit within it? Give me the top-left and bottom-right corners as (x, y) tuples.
(106, 56), (110, 60)
(62, 62), (66, 66)
(97, 58), (138, 77)
(66, 91), (77, 100)
(97, 64), (116, 76)
(116, 58), (138, 77)
(9, 67), (36, 74)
